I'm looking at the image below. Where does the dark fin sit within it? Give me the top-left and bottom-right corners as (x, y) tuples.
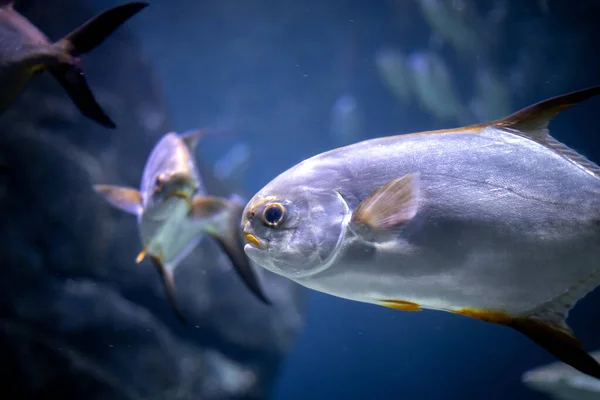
(351, 173), (420, 238)
(190, 195), (271, 305)
(50, 2), (148, 128)
(453, 307), (600, 380)
(49, 65), (116, 128)
(148, 254), (187, 324)
(179, 128), (220, 151)
(378, 299), (421, 312)
(93, 184), (142, 215)
(508, 318), (600, 380)
(493, 85), (600, 178)
(57, 2), (149, 57)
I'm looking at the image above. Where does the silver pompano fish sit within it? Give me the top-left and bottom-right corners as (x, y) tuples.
(242, 86), (600, 378)
(0, 1), (148, 128)
(523, 350), (600, 399)
(94, 129), (270, 322)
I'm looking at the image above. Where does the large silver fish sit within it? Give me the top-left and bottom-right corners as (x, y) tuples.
(94, 129), (270, 322)
(242, 86), (600, 378)
(0, 1), (148, 128)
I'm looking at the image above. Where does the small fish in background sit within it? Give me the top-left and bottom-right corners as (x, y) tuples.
(523, 350), (600, 400)
(242, 85), (600, 380)
(0, 1), (149, 128)
(374, 46), (411, 105)
(416, 0), (482, 56)
(330, 93), (363, 147)
(94, 129), (270, 322)
(213, 142), (251, 189)
(406, 50), (472, 124)
(468, 67), (512, 122)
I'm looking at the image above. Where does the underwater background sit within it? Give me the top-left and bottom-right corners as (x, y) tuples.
(2, 0), (600, 399)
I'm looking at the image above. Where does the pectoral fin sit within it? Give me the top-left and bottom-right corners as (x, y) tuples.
(147, 252), (187, 324)
(190, 195), (271, 305)
(351, 173), (420, 239)
(93, 184), (142, 215)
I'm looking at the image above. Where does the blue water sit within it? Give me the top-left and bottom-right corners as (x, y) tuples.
(92, 0), (600, 398)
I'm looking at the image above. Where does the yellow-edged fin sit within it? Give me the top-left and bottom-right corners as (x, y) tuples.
(378, 299), (421, 312)
(147, 252), (187, 324)
(189, 195), (271, 305)
(93, 184), (143, 215)
(135, 246), (147, 264)
(452, 308), (600, 380)
(492, 85), (600, 178)
(351, 173), (420, 236)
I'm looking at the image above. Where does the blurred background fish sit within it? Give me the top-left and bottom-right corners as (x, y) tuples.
(214, 141), (252, 188)
(468, 66), (512, 122)
(406, 50), (472, 124)
(417, 0), (483, 56)
(523, 350), (600, 400)
(94, 129), (270, 322)
(374, 46), (412, 106)
(329, 93), (363, 147)
(0, 1), (148, 128)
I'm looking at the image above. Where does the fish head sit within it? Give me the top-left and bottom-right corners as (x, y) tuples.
(140, 132), (201, 220)
(242, 160), (349, 278)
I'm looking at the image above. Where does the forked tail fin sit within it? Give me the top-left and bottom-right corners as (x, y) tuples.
(50, 2), (149, 128)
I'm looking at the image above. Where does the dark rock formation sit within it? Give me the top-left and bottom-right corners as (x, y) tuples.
(0, 1), (305, 399)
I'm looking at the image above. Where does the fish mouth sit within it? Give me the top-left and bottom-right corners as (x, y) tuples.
(164, 190), (192, 209)
(243, 232), (264, 249)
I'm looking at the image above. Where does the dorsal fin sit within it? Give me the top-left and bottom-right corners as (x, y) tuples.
(179, 128), (222, 151)
(492, 85), (600, 178)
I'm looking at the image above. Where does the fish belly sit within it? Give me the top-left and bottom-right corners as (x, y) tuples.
(141, 202), (206, 269)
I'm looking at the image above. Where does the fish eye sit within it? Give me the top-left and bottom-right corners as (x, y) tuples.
(263, 203), (285, 227)
(154, 174), (167, 193)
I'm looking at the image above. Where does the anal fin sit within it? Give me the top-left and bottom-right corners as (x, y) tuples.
(453, 308), (600, 380)
(378, 299), (421, 312)
(508, 317), (600, 380)
(147, 253), (187, 324)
